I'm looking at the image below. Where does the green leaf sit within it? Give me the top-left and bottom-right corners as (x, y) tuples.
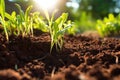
(0, 0), (5, 18)
(44, 10), (50, 21)
(25, 5), (32, 21)
(61, 13), (68, 23)
(5, 12), (11, 20)
(11, 11), (16, 19)
(15, 3), (24, 21)
(51, 10), (58, 22)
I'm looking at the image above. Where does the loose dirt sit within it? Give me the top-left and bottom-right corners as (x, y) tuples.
(0, 32), (120, 80)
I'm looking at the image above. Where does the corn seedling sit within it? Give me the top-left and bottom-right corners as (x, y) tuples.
(0, 0), (9, 40)
(0, 1), (34, 39)
(0, 0), (72, 52)
(44, 10), (72, 52)
(5, 11), (17, 35)
(15, 4), (33, 37)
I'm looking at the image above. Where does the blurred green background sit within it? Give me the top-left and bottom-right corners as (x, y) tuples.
(5, 0), (120, 34)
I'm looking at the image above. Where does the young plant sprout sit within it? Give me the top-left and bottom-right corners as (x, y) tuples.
(15, 4), (33, 37)
(44, 10), (72, 52)
(0, 0), (72, 52)
(0, 0), (9, 40)
(0, 0), (34, 39)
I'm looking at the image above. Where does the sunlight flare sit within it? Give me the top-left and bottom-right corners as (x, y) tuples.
(34, 0), (58, 10)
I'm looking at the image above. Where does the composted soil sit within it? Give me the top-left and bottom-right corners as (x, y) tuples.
(0, 31), (120, 80)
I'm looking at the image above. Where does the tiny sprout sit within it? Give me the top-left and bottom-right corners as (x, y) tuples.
(44, 10), (72, 52)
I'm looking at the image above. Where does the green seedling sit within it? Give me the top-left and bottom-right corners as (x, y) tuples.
(15, 4), (33, 37)
(32, 12), (48, 32)
(5, 11), (17, 35)
(0, 0), (72, 52)
(96, 13), (120, 37)
(44, 10), (72, 52)
(0, 0), (9, 40)
(66, 20), (75, 35)
(0, 1), (34, 39)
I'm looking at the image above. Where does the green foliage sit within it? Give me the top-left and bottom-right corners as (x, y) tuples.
(44, 11), (72, 52)
(32, 12), (48, 32)
(1, 3), (33, 38)
(96, 13), (120, 37)
(0, 1), (72, 52)
(5, 11), (17, 35)
(15, 4), (33, 37)
(0, 1), (48, 39)
(0, 0), (9, 40)
(0, 0), (5, 18)
(66, 20), (76, 35)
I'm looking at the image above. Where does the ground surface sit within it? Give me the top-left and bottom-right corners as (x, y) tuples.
(0, 32), (120, 80)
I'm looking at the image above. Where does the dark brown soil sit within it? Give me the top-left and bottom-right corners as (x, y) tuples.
(0, 32), (120, 80)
